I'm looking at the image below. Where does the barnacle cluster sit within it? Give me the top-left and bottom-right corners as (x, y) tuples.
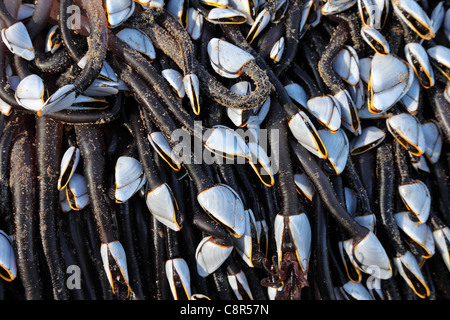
(0, 0), (449, 301)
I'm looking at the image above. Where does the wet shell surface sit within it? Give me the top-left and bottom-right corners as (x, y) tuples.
(0, 0), (449, 303)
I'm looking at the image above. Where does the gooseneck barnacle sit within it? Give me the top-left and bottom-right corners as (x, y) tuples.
(0, 0), (448, 302)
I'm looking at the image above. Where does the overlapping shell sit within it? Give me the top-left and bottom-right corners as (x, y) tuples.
(0, 0), (448, 303)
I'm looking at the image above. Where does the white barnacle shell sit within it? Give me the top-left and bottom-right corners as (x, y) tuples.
(248, 96), (270, 128)
(351, 231), (392, 279)
(350, 126), (385, 155)
(368, 53), (414, 113)
(246, 141), (274, 187)
(400, 74), (420, 115)
(45, 25), (62, 54)
(366, 274), (384, 300)
(186, 8), (204, 40)
(245, 8), (271, 44)
(294, 173), (315, 201)
(397, 180), (431, 224)
(82, 79), (120, 97)
(339, 239), (362, 283)
(433, 226), (450, 271)
(386, 113), (426, 156)
(200, 0), (228, 8)
(357, 0), (389, 30)
(139, 0), (164, 9)
(361, 25), (390, 55)
(421, 120), (442, 164)
(269, 37), (285, 62)
(392, 0), (434, 40)
(1, 22), (34, 61)
(445, 83), (450, 104)
(0, 98), (11, 116)
(334, 89), (360, 134)
(105, 0), (135, 28)
(347, 79), (365, 110)
(116, 28), (156, 61)
(98, 61), (118, 83)
(161, 68), (185, 99)
(228, 269), (255, 301)
(233, 209), (261, 267)
(306, 95), (342, 132)
(267, 285), (283, 300)
(427, 45), (450, 80)
(404, 42), (434, 89)
(228, 0), (257, 24)
(410, 153), (431, 174)
(17, 3), (35, 21)
(148, 132), (182, 171)
(288, 111), (327, 159)
(183, 73), (201, 115)
(227, 270), (253, 300)
(118, 78), (129, 91)
(233, 209), (253, 267)
(206, 7), (247, 24)
(195, 236), (233, 277)
(59, 189), (72, 213)
(227, 81), (252, 127)
(167, 0), (188, 26)
(115, 156), (147, 203)
(285, 83), (308, 109)
(207, 38), (254, 78)
(394, 211), (435, 258)
(69, 95), (109, 110)
(332, 45), (360, 86)
(203, 125), (249, 160)
(299, 0), (316, 33)
(445, 9), (450, 44)
(0, 230), (16, 282)
(100, 241), (130, 296)
(274, 213), (311, 272)
(145, 183), (182, 231)
(355, 214), (377, 233)
(230, 80), (251, 95)
(15, 74), (46, 112)
(358, 56), (372, 85)
(190, 293), (211, 300)
(271, 0), (288, 23)
(39, 85), (77, 117)
(165, 258), (191, 300)
(58, 146), (81, 191)
(321, 0), (356, 15)
(227, 82), (270, 129)
(358, 103), (388, 120)
(197, 184), (246, 237)
(65, 173), (89, 211)
(393, 251), (430, 299)
(342, 281), (374, 300)
(318, 129), (349, 175)
(344, 187), (358, 216)
(78, 57), (118, 83)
